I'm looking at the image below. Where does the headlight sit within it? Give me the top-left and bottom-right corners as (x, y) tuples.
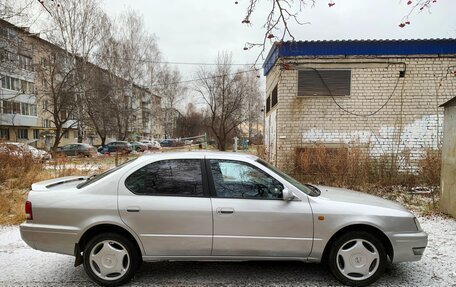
(414, 217), (422, 231)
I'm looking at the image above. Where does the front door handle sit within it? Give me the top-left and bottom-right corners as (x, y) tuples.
(126, 206), (140, 212)
(217, 208), (234, 214)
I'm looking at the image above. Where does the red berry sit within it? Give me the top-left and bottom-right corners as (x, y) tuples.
(405, 21), (410, 24)
(235, 1), (238, 4)
(328, 2), (335, 7)
(398, 23), (406, 28)
(243, 47), (248, 51)
(267, 33), (274, 39)
(407, 0), (412, 5)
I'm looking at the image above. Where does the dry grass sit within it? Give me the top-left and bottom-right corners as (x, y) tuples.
(291, 145), (440, 189)
(0, 153), (129, 225)
(290, 145), (442, 214)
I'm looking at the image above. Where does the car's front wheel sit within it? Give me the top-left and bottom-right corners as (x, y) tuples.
(83, 233), (140, 286)
(328, 231), (387, 286)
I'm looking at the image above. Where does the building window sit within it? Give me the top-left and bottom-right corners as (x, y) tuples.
(43, 119), (51, 128)
(0, 128), (9, 139)
(271, 85), (278, 108)
(298, 69), (351, 97)
(2, 101), (12, 114)
(33, 129), (40, 139)
(18, 54), (32, 71)
(21, 102), (29, 115)
(28, 82), (34, 94)
(60, 110), (67, 120)
(30, 104), (37, 116)
(63, 130), (69, 139)
(18, 128), (28, 139)
(266, 96), (271, 113)
(13, 102), (20, 114)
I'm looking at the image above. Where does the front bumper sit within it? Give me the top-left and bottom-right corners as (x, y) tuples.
(388, 231), (428, 263)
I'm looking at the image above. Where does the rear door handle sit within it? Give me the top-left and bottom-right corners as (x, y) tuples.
(217, 208), (234, 214)
(126, 206), (140, 212)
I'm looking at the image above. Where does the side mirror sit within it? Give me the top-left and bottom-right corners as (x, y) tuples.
(282, 188), (296, 201)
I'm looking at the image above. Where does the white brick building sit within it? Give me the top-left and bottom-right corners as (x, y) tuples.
(263, 39), (456, 171)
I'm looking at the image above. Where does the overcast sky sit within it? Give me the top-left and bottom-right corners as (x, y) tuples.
(100, 0), (456, 79)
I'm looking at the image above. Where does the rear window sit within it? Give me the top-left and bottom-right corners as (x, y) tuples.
(77, 158), (137, 188)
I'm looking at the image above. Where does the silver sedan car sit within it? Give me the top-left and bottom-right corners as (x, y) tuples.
(20, 152), (427, 286)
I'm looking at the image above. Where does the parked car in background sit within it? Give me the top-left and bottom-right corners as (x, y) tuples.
(0, 142), (51, 162)
(160, 139), (175, 147)
(61, 143), (98, 157)
(20, 152), (427, 286)
(140, 140), (161, 150)
(129, 141), (148, 152)
(100, 141), (132, 154)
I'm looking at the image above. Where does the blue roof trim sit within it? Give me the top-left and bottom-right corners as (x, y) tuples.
(263, 39), (456, 76)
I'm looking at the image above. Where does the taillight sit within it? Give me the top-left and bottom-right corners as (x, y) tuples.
(25, 201), (33, 220)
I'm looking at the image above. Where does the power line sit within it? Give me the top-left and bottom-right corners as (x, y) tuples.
(98, 55), (259, 67)
(0, 68), (259, 96)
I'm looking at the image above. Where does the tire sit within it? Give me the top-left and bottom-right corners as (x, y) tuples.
(328, 231), (387, 286)
(83, 233), (140, 286)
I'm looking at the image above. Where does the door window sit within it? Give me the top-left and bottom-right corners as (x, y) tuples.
(209, 160), (283, 199)
(125, 159), (204, 197)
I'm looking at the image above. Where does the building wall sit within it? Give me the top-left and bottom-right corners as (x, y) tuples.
(440, 101), (456, 218)
(0, 20), (39, 144)
(265, 56), (456, 171)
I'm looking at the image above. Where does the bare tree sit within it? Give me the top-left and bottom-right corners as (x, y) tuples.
(155, 66), (186, 138)
(175, 103), (206, 138)
(83, 66), (118, 146)
(95, 10), (162, 141)
(0, 0), (35, 23)
(44, 0), (106, 142)
(35, 46), (79, 150)
(195, 52), (258, 151)
(241, 0), (440, 62)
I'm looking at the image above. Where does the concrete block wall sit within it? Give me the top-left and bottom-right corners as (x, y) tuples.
(264, 56), (456, 171)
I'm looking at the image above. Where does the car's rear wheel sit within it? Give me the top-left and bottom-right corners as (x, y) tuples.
(83, 233), (140, 286)
(328, 231), (387, 286)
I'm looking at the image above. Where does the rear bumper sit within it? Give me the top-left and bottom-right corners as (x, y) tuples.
(20, 222), (78, 256)
(388, 231), (428, 263)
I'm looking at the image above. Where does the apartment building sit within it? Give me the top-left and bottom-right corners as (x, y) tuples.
(0, 19), (164, 149)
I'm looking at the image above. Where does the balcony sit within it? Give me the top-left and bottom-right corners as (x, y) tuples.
(0, 113), (38, 127)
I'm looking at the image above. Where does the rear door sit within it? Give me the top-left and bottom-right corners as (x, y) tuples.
(207, 158), (314, 257)
(118, 156), (213, 256)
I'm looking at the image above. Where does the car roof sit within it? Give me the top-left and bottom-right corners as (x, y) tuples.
(136, 151), (259, 162)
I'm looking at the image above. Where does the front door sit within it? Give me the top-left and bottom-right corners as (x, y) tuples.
(207, 158), (313, 257)
(118, 158), (213, 256)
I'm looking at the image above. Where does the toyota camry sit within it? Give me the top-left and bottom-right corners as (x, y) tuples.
(20, 152), (427, 286)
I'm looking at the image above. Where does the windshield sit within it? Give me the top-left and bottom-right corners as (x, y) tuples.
(77, 158), (137, 189)
(256, 159), (320, 196)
